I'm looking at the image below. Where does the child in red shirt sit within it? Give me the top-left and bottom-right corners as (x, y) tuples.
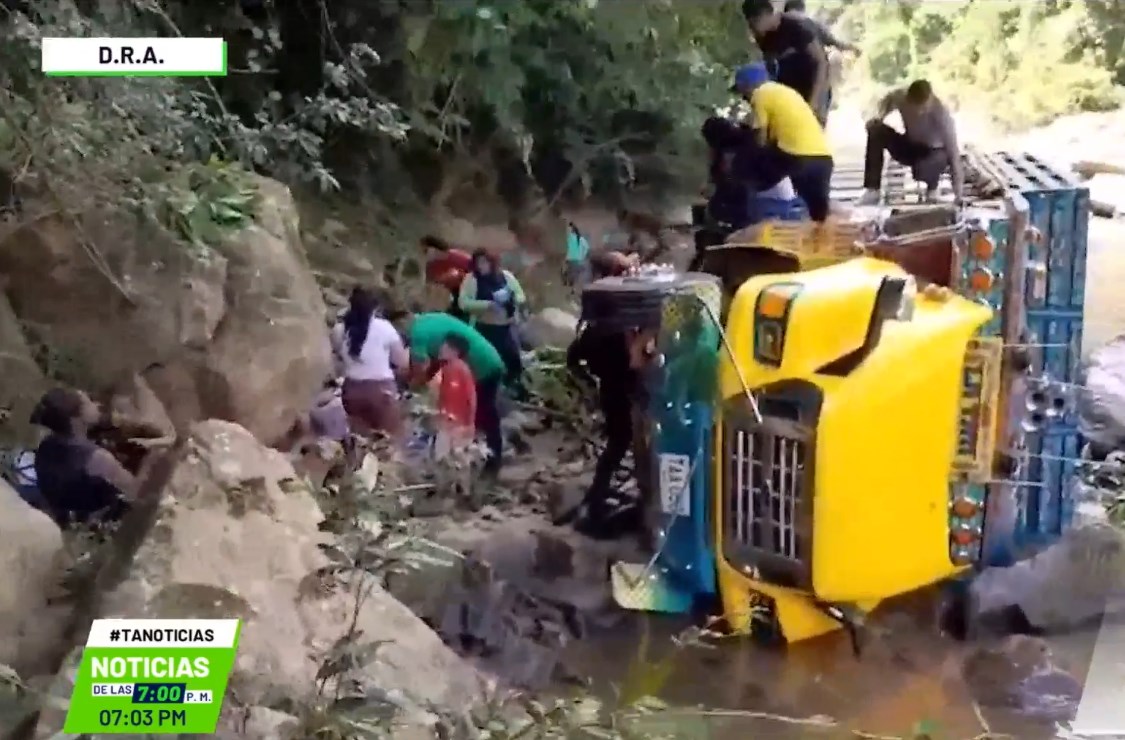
(435, 333), (477, 445)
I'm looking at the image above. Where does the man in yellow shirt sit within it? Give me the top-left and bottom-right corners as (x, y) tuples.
(730, 62), (834, 223)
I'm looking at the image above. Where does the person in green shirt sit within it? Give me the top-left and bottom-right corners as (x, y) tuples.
(392, 310), (505, 474)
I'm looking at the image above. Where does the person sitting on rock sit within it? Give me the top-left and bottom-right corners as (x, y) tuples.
(421, 235), (473, 321)
(391, 308), (507, 478)
(30, 387), (139, 528)
(457, 249), (527, 399)
(332, 286), (410, 440)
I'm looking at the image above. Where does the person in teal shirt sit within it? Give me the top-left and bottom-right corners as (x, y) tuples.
(564, 221), (591, 290)
(392, 310), (505, 475)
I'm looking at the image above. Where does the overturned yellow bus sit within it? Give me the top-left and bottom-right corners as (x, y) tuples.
(584, 159), (1077, 647)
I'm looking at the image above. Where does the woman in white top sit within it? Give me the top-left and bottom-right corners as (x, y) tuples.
(331, 287), (409, 438)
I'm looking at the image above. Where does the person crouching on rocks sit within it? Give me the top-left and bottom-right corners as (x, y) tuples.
(30, 387), (141, 529)
(457, 248), (528, 399)
(332, 286), (410, 440)
(392, 308), (507, 479)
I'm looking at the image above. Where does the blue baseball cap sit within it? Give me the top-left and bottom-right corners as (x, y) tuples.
(731, 62), (770, 94)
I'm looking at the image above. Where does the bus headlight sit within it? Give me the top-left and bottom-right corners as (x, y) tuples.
(753, 282), (802, 366)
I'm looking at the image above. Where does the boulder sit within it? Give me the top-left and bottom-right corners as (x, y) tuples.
(962, 635), (1082, 721)
(214, 705), (299, 739)
(90, 420), (482, 722)
(432, 514), (643, 614)
(0, 290), (46, 445)
(523, 307), (579, 349)
(971, 523), (1125, 632)
(106, 373), (175, 438)
(0, 480), (68, 676)
(0, 176), (330, 443)
(1079, 334), (1125, 448)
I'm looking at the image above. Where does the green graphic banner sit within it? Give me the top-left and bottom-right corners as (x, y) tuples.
(63, 619), (240, 734)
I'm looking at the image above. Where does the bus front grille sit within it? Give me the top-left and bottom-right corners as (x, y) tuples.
(722, 390), (817, 588)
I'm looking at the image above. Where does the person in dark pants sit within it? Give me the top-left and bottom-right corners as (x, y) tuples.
(563, 322), (647, 539)
(858, 80), (964, 206)
(458, 249), (528, 400)
(731, 63), (834, 223)
(395, 310), (506, 476)
(741, 0), (829, 115)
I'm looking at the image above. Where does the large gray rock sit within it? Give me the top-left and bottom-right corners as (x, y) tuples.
(0, 480), (68, 676)
(0, 290), (45, 445)
(523, 307), (579, 349)
(972, 522), (1125, 632)
(962, 635), (1082, 721)
(67, 421), (481, 727)
(1079, 334), (1125, 448)
(0, 177), (330, 443)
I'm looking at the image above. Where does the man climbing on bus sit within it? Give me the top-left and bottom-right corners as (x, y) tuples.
(730, 62), (834, 227)
(781, 0), (859, 125)
(741, 0), (829, 120)
(857, 79), (964, 207)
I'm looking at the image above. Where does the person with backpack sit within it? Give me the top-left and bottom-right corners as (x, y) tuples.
(457, 249), (528, 398)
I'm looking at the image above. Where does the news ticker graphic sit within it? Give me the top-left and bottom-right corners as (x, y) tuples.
(62, 619), (240, 735)
(41, 37), (226, 77)
(1070, 599), (1125, 737)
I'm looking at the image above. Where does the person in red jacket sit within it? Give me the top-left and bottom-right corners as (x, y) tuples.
(421, 235), (473, 321)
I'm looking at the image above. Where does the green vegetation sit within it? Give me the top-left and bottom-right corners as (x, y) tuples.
(3, 0), (1122, 245)
(813, 0), (1125, 129)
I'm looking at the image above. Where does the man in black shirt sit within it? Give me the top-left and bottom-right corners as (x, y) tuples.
(562, 323), (646, 539)
(782, 0), (859, 125)
(741, 0), (829, 121)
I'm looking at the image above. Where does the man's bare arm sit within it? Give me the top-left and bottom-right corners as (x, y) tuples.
(939, 105), (965, 200)
(807, 41), (830, 107)
(872, 89), (901, 121)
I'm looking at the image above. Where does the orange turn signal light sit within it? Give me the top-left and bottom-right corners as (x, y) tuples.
(951, 498), (980, 518)
(970, 233), (995, 260)
(968, 268), (993, 292)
